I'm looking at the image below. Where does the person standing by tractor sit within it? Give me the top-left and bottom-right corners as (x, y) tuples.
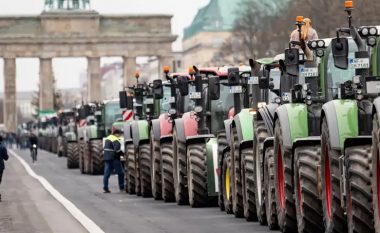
(0, 136), (9, 202)
(290, 17), (318, 59)
(103, 128), (125, 193)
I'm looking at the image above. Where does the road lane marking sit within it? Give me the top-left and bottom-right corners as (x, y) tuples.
(9, 150), (105, 233)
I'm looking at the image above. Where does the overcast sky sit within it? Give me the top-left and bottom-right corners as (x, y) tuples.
(0, 0), (209, 92)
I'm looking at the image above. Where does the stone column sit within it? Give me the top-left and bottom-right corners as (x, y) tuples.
(39, 58), (54, 111)
(123, 56), (137, 87)
(158, 56), (173, 76)
(87, 57), (101, 102)
(3, 57), (17, 132)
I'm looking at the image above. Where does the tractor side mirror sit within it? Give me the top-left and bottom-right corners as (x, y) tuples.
(284, 48), (300, 76)
(208, 76), (220, 100)
(259, 68), (270, 89)
(331, 37), (349, 69)
(152, 79), (163, 99)
(228, 67), (240, 86)
(119, 91), (128, 108)
(177, 76), (189, 96)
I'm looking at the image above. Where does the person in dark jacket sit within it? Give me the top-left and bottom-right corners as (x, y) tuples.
(0, 136), (9, 202)
(103, 128), (124, 193)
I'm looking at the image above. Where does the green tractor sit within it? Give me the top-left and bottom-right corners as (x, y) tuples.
(57, 109), (76, 158)
(38, 112), (58, 153)
(78, 100), (122, 175)
(218, 58), (282, 222)
(120, 76), (161, 197)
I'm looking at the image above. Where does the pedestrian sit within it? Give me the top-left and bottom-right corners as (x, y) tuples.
(290, 17), (318, 60)
(103, 128), (124, 193)
(0, 136), (9, 202)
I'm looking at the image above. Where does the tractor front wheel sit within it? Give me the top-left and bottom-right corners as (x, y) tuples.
(231, 127), (244, 218)
(373, 114), (380, 233)
(293, 145), (324, 233)
(264, 146), (279, 230)
(273, 120), (297, 233)
(173, 129), (189, 205)
(222, 151), (233, 214)
(161, 141), (175, 202)
(139, 143), (152, 197)
(90, 140), (103, 175)
(241, 147), (257, 221)
(67, 142), (79, 169)
(126, 143), (136, 194)
(151, 135), (162, 200)
(217, 131), (228, 211)
(345, 145), (374, 233)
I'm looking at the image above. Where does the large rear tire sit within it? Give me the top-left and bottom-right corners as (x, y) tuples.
(151, 135), (162, 200)
(67, 142), (79, 169)
(264, 146), (279, 230)
(231, 127), (244, 218)
(273, 120), (297, 233)
(372, 114), (380, 233)
(173, 128), (189, 205)
(241, 147), (257, 221)
(345, 145), (374, 233)
(139, 143), (152, 197)
(321, 117), (347, 233)
(253, 120), (268, 225)
(294, 145), (324, 233)
(187, 143), (208, 207)
(126, 143), (136, 194)
(161, 141), (175, 202)
(222, 150), (233, 214)
(90, 140), (103, 175)
(217, 131), (228, 211)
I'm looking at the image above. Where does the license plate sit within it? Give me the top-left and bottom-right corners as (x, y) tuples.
(189, 92), (201, 99)
(248, 76), (259, 85)
(168, 96), (175, 103)
(144, 98), (154, 104)
(230, 86), (243, 93)
(349, 58), (370, 69)
(300, 67), (318, 77)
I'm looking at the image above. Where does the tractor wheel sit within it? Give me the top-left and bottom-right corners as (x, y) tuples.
(173, 128), (189, 205)
(264, 146), (279, 230)
(273, 120), (297, 233)
(231, 127), (244, 218)
(62, 137), (68, 157)
(222, 150), (233, 214)
(373, 114), (380, 233)
(90, 140), (103, 175)
(294, 145), (324, 233)
(253, 120), (268, 225)
(67, 142), (79, 169)
(241, 147), (257, 221)
(161, 141), (175, 202)
(139, 143), (152, 197)
(187, 143), (208, 207)
(79, 141), (85, 174)
(58, 136), (63, 157)
(217, 131), (228, 211)
(83, 142), (90, 174)
(135, 146), (141, 196)
(321, 118), (347, 233)
(151, 135), (162, 200)
(345, 145), (374, 233)
(126, 143), (136, 194)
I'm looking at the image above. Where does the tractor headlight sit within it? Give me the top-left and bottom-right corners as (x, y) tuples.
(257, 102), (266, 109)
(353, 75), (361, 84)
(310, 41), (317, 49)
(317, 40), (325, 48)
(361, 27), (369, 36)
(316, 49), (324, 57)
(367, 36), (377, 47)
(369, 27), (378, 36)
(194, 106), (203, 113)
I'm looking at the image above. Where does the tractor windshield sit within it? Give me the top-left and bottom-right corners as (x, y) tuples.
(104, 101), (122, 128)
(326, 39), (358, 100)
(211, 79), (234, 134)
(161, 85), (172, 114)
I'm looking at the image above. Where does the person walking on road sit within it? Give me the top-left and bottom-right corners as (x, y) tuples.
(103, 128), (125, 193)
(0, 136), (9, 202)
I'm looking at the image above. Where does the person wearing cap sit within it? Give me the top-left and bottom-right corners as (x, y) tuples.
(102, 128), (124, 193)
(0, 136), (9, 202)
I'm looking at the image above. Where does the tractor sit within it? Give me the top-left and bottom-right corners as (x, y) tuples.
(57, 109), (76, 158)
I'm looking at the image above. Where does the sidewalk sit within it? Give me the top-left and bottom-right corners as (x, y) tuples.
(0, 151), (88, 233)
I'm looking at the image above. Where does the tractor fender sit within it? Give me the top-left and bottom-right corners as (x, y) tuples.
(322, 100), (359, 150)
(257, 103), (279, 137)
(85, 125), (99, 141)
(64, 131), (77, 142)
(233, 109), (254, 144)
(131, 120), (150, 147)
(186, 134), (215, 146)
(224, 119), (233, 144)
(160, 135), (173, 144)
(372, 97), (380, 116)
(206, 138), (219, 196)
(292, 136), (320, 155)
(151, 119), (161, 141)
(174, 112), (198, 143)
(159, 113), (173, 138)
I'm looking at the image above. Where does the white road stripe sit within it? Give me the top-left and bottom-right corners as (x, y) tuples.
(9, 150), (105, 233)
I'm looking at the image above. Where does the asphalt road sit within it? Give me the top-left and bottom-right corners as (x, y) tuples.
(8, 149), (274, 233)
